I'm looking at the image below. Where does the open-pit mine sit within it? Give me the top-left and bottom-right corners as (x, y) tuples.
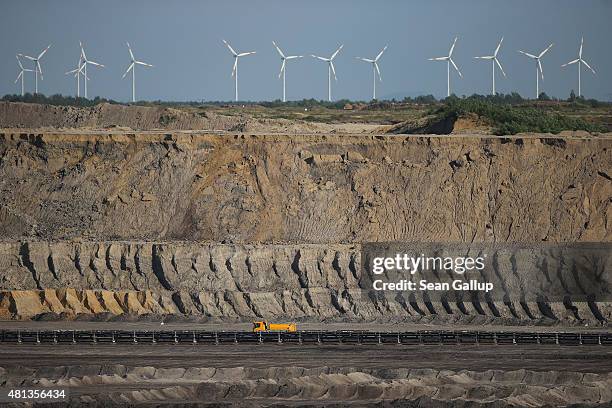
(0, 101), (610, 407)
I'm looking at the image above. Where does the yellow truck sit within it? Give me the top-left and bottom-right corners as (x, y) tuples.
(252, 321), (297, 333)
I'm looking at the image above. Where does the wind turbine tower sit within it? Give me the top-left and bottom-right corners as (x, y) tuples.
(428, 37), (462, 97)
(518, 43), (554, 98)
(79, 42), (104, 99)
(15, 56), (34, 96)
(122, 42), (153, 103)
(311, 45), (343, 102)
(65, 56), (87, 98)
(562, 36), (596, 97)
(355, 45), (387, 100)
(18, 45), (51, 94)
(474, 37), (506, 95)
(223, 40), (256, 102)
(273, 41), (303, 102)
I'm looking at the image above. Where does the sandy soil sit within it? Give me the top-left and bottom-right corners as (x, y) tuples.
(1, 344), (610, 406)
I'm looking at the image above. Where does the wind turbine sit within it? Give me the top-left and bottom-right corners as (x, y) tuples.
(78, 42), (104, 99)
(18, 45), (51, 94)
(15, 55), (34, 96)
(65, 56), (87, 98)
(561, 36), (596, 97)
(122, 42), (153, 103)
(518, 43), (553, 98)
(311, 45), (343, 102)
(223, 40), (256, 102)
(428, 37), (462, 97)
(272, 41), (303, 102)
(355, 45), (387, 100)
(474, 37), (506, 95)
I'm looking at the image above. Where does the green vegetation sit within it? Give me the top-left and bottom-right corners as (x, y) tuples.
(1, 93), (119, 107)
(431, 95), (608, 135)
(2, 92), (610, 134)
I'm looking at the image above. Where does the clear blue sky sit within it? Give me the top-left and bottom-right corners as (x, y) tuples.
(2, 0), (611, 102)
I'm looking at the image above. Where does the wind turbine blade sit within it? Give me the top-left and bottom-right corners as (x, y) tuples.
(475, 56), (494, 60)
(494, 37), (504, 57)
(222, 39), (237, 56)
(375, 62), (382, 81)
(449, 37), (458, 57)
(80, 42), (87, 61)
(37, 44), (51, 59)
(16, 55), (24, 69)
(37, 61), (43, 79)
(311, 55), (329, 61)
(15, 71), (22, 83)
(19, 54), (36, 61)
(122, 62), (134, 79)
(330, 61), (337, 80)
(429, 57), (448, 61)
(331, 44), (343, 60)
(495, 58), (507, 77)
(375, 45), (387, 61)
(87, 60), (104, 68)
(493, 37), (504, 57)
(272, 41), (285, 58)
(278, 60), (285, 78)
(237, 51), (255, 57)
(135, 61), (153, 67)
(285, 55), (302, 60)
(561, 58), (579, 67)
(579, 36), (583, 58)
(126, 42), (135, 60)
(356, 57), (374, 63)
(231, 59), (237, 77)
(518, 50), (537, 59)
(538, 60), (544, 79)
(450, 58), (462, 77)
(65, 68), (80, 75)
(581, 59), (596, 74)
(538, 43), (554, 58)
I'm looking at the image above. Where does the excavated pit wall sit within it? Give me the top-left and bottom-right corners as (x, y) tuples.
(0, 131), (610, 322)
(0, 241), (610, 323)
(0, 131), (610, 243)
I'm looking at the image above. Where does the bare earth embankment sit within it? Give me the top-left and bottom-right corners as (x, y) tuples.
(0, 101), (385, 134)
(0, 129), (609, 406)
(0, 130), (610, 324)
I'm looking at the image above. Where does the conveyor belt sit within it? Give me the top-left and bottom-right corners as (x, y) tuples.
(0, 330), (610, 346)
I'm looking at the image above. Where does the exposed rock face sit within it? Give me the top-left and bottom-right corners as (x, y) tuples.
(0, 131), (610, 322)
(0, 241), (609, 323)
(0, 132), (610, 243)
